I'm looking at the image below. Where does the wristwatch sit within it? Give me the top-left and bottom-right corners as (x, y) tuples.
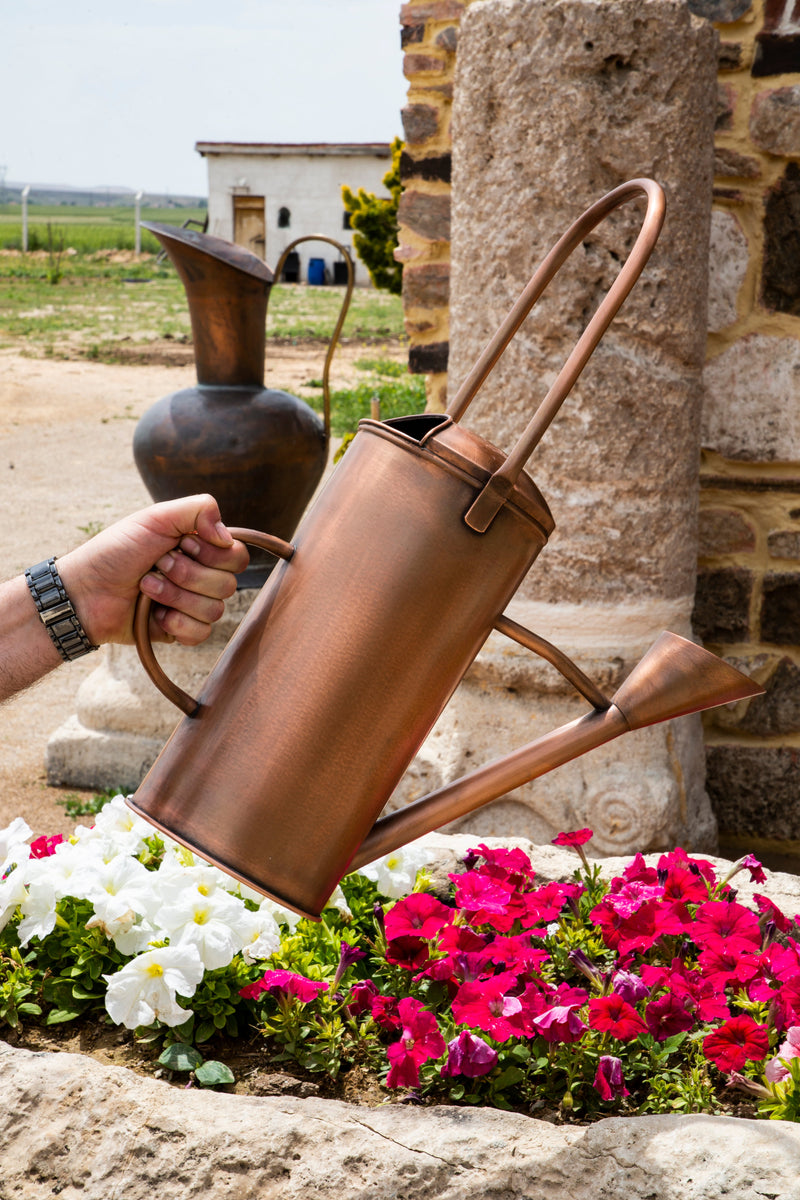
(25, 557), (98, 662)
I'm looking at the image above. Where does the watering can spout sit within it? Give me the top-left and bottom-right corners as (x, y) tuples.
(350, 633), (762, 872)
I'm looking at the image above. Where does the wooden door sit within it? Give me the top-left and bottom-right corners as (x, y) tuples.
(232, 195), (266, 259)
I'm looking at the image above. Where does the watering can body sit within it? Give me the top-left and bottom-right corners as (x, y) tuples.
(129, 413), (555, 916)
(129, 179), (763, 918)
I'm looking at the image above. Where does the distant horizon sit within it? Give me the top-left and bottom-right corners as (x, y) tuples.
(2, 2), (406, 197)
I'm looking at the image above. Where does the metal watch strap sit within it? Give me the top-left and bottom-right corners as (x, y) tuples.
(25, 557), (98, 662)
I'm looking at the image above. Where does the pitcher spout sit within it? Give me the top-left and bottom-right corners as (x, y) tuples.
(142, 221), (273, 386)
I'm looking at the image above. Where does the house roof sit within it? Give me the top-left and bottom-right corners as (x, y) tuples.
(195, 141), (392, 158)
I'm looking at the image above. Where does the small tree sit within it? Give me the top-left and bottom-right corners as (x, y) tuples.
(342, 137), (403, 295)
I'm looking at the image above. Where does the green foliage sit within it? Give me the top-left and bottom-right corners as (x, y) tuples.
(308, 373), (426, 438)
(158, 1041), (235, 1088)
(57, 789), (118, 820)
(759, 1058), (800, 1122)
(342, 137), (404, 294)
(0, 946), (42, 1029)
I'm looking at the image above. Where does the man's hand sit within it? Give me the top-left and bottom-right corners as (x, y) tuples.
(57, 495), (249, 647)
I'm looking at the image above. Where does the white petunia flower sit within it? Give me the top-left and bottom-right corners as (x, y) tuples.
(356, 844), (435, 899)
(239, 907), (282, 964)
(156, 887), (249, 971)
(0, 817), (32, 871)
(73, 795), (153, 858)
(103, 944), (204, 1029)
(0, 864), (28, 935)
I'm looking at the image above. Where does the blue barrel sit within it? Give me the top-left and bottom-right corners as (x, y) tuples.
(308, 257), (326, 285)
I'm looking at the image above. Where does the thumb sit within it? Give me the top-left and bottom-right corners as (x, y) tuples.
(147, 494), (234, 549)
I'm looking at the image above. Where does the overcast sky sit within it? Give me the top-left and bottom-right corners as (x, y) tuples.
(1, 0), (407, 196)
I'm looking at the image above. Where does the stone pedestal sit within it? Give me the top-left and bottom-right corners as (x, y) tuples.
(46, 591), (255, 794)
(395, 0), (718, 852)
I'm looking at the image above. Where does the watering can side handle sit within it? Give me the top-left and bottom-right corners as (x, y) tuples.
(133, 528), (295, 717)
(493, 614), (611, 711)
(272, 236), (355, 443)
(447, 178), (666, 533)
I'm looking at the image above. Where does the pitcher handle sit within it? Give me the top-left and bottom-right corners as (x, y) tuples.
(272, 235), (355, 443)
(133, 528), (295, 717)
(445, 178), (666, 532)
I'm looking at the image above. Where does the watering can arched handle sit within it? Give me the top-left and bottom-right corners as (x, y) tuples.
(448, 178), (666, 533)
(133, 528), (295, 717)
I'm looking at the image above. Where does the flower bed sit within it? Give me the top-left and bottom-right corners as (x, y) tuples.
(1, 799), (799, 1120)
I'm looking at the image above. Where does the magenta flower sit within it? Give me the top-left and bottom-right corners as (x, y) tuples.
(617, 852), (659, 887)
(660, 865), (709, 905)
(451, 971), (524, 1042)
(693, 901), (761, 951)
(644, 992), (695, 1041)
(531, 1003), (588, 1045)
(370, 993), (402, 1032)
(442, 1030), (498, 1078)
(590, 897), (659, 954)
(346, 978), (378, 1016)
(593, 1055), (630, 1102)
(552, 828), (593, 847)
(384, 892), (453, 942)
(29, 833), (64, 858)
(612, 969), (650, 1006)
(239, 969), (328, 1003)
(588, 994), (647, 1041)
(765, 1025), (800, 1083)
(386, 997), (446, 1089)
(754, 894), (792, 935)
(333, 940), (366, 987)
(451, 871), (516, 928)
(467, 843), (535, 885)
(741, 854), (767, 885)
(703, 1015), (769, 1073)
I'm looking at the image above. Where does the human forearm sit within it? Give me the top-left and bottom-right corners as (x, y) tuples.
(0, 573), (63, 703)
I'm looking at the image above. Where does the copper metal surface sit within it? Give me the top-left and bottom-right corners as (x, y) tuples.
(129, 180), (763, 920)
(132, 225), (351, 586)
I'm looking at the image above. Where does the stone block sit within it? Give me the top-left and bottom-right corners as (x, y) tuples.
(698, 506), (756, 556)
(403, 262), (451, 308)
(400, 0), (465, 21)
(763, 163), (800, 315)
(398, 189), (452, 241)
(714, 147), (760, 178)
(400, 151), (452, 182)
(761, 571), (800, 644)
(401, 103), (440, 145)
(401, 22), (425, 48)
(702, 334), (800, 461)
(688, 0), (752, 18)
(403, 52), (448, 78)
(409, 341), (449, 373)
(718, 41), (743, 70)
(436, 25), (459, 52)
(768, 529), (800, 559)
(706, 743), (800, 839)
(740, 654), (800, 735)
(692, 567), (753, 643)
(707, 209), (748, 332)
(751, 86), (800, 155)
(716, 82), (736, 130)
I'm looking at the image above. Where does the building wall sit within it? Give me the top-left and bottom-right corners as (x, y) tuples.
(398, 0), (800, 860)
(199, 147), (392, 284)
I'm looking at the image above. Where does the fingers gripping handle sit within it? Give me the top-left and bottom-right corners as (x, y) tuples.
(133, 528), (295, 716)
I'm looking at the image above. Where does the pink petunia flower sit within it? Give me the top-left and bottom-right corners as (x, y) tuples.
(764, 1025), (800, 1083)
(702, 1014), (769, 1073)
(531, 1003), (588, 1045)
(384, 892), (453, 942)
(346, 978), (378, 1016)
(590, 897), (659, 955)
(612, 969), (650, 1006)
(588, 994), (647, 1041)
(593, 1055), (630, 1101)
(644, 991), (695, 1041)
(692, 901), (761, 950)
(552, 828), (593, 847)
(385, 997), (446, 1089)
(753, 894), (792, 935)
(452, 971), (525, 1042)
(239, 969), (328, 1004)
(442, 1030), (498, 1078)
(29, 833), (65, 859)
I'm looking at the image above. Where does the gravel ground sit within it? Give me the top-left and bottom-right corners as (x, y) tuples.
(0, 340), (401, 837)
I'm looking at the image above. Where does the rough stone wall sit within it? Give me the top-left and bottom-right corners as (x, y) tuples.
(399, 0), (800, 861)
(694, 0), (800, 861)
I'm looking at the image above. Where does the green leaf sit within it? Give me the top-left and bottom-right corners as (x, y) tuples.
(492, 1065), (524, 1092)
(195, 1060), (235, 1087)
(46, 1007), (83, 1024)
(158, 1042), (202, 1072)
(195, 1020), (215, 1044)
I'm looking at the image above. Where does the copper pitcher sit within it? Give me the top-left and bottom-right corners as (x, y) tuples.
(128, 180), (762, 919)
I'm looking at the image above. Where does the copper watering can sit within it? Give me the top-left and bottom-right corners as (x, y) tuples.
(128, 179), (762, 919)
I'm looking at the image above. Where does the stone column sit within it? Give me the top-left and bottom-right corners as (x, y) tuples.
(393, 0), (719, 854)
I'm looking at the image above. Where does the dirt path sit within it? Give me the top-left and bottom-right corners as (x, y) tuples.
(0, 339), (405, 836)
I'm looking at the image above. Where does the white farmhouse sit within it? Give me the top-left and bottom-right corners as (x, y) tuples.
(195, 141), (392, 286)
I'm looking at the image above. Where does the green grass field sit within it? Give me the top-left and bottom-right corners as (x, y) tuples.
(0, 203), (207, 254)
